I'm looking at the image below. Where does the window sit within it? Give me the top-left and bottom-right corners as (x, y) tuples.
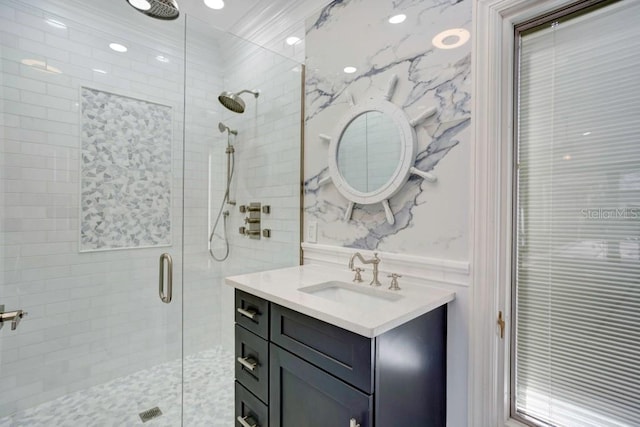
(512, 1), (640, 426)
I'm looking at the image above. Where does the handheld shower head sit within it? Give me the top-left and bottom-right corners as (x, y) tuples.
(218, 89), (259, 114)
(218, 122), (237, 136)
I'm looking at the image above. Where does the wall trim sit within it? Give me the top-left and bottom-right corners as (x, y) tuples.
(301, 242), (470, 287)
(469, 1), (582, 426)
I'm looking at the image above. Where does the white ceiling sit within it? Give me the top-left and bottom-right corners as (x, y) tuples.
(177, 0), (331, 60)
(19, 0), (329, 62)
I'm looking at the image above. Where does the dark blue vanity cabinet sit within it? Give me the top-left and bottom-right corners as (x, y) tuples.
(234, 289), (447, 427)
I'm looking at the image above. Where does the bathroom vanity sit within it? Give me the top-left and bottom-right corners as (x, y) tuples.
(226, 265), (455, 427)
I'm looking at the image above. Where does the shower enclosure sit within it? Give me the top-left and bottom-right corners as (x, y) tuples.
(0, 0), (302, 425)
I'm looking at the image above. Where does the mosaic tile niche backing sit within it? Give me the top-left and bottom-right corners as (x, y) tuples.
(80, 87), (172, 251)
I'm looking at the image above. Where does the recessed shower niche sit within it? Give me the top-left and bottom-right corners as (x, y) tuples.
(80, 87), (173, 252)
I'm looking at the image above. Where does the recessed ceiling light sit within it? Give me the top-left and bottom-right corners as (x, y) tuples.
(204, 0), (225, 9)
(563, 155), (572, 161)
(343, 66), (357, 74)
(109, 43), (128, 53)
(156, 55), (170, 63)
(21, 59), (62, 74)
(92, 68), (107, 74)
(286, 36), (302, 46)
(431, 28), (470, 50)
(45, 18), (67, 29)
(582, 131), (592, 136)
(388, 14), (406, 24)
(127, 0), (151, 11)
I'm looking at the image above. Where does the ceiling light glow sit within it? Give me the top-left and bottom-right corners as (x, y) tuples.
(286, 36), (302, 46)
(109, 43), (128, 53)
(343, 66), (357, 74)
(92, 68), (107, 74)
(127, 0), (151, 11)
(156, 55), (170, 63)
(431, 28), (470, 50)
(583, 131), (592, 136)
(21, 59), (62, 74)
(45, 18), (67, 29)
(388, 14), (406, 24)
(204, 0), (225, 9)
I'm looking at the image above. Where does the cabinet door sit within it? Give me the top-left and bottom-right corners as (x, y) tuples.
(270, 344), (372, 427)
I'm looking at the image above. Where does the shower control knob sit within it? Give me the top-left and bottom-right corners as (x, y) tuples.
(239, 205), (247, 213)
(239, 226), (246, 235)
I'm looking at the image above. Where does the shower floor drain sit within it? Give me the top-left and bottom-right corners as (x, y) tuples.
(139, 406), (163, 423)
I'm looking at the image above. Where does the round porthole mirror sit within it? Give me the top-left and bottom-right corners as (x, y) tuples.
(318, 75), (439, 225)
(337, 111), (403, 194)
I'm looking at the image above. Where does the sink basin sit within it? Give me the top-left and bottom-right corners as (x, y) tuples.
(299, 280), (402, 306)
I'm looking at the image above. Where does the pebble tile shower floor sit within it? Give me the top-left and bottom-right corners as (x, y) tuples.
(0, 347), (234, 427)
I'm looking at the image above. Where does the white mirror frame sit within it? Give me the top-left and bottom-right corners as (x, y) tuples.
(318, 74), (438, 225)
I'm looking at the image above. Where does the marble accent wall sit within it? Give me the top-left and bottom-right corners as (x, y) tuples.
(303, 1), (472, 424)
(304, 0), (471, 260)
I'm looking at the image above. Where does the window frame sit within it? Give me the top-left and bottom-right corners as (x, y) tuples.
(509, 1), (627, 425)
(468, 0), (608, 426)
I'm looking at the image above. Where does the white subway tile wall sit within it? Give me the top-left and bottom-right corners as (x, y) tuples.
(181, 20), (302, 356)
(215, 40), (303, 352)
(0, 0), (302, 418)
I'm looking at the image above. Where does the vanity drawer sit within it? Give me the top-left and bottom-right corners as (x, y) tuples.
(270, 304), (374, 393)
(236, 325), (269, 404)
(235, 289), (269, 339)
(235, 381), (268, 427)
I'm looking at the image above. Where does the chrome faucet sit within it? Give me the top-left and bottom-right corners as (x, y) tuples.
(348, 252), (382, 287)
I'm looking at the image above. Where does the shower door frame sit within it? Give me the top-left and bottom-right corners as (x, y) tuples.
(0, 0), (186, 423)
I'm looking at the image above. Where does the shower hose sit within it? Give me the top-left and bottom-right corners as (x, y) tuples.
(208, 144), (235, 262)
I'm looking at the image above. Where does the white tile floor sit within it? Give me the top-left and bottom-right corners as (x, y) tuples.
(0, 347), (234, 427)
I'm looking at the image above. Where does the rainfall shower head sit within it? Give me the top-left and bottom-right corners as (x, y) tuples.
(126, 0), (180, 20)
(218, 90), (259, 114)
(218, 122), (237, 136)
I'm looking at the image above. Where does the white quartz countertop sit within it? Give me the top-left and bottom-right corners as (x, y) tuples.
(225, 264), (455, 338)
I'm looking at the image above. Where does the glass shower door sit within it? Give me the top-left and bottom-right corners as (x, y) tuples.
(0, 0), (185, 424)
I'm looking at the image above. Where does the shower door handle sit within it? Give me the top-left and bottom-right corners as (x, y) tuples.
(159, 253), (173, 304)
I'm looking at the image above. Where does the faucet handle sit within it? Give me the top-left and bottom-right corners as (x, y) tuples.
(11, 310), (27, 330)
(388, 273), (402, 291)
(352, 267), (364, 283)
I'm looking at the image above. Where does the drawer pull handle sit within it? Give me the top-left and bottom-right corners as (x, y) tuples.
(349, 419), (360, 427)
(237, 307), (258, 320)
(237, 356), (258, 371)
(237, 415), (259, 427)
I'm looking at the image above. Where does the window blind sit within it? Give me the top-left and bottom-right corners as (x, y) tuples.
(514, 2), (640, 426)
